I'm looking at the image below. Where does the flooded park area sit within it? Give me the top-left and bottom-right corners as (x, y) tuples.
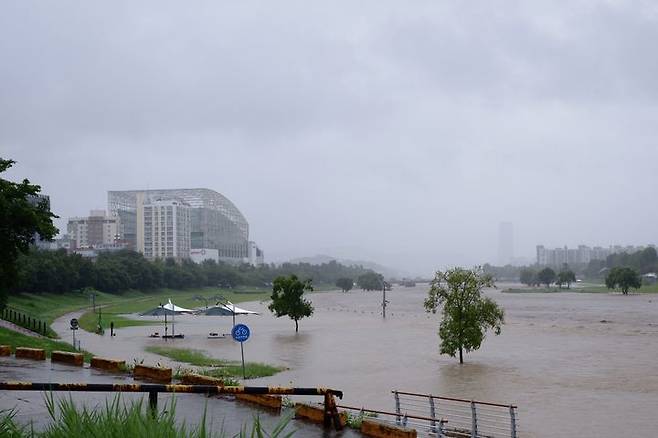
(7, 284), (658, 437)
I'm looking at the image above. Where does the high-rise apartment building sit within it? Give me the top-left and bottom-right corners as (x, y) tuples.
(67, 210), (120, 249)
(536, 244), (654, 266)
(142, 199), (191, 261)
(498, 222), (514, 266)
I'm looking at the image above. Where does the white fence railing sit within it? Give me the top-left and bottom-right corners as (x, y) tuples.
(392, 390), (518, 437)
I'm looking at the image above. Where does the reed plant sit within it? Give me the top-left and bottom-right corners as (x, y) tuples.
(0, 394), (295, 437)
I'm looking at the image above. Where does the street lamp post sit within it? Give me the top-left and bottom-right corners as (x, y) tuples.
(160, 303), (168, 340)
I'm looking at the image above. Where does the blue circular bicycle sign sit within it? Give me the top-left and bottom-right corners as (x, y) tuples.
(231, 324), (250, 342)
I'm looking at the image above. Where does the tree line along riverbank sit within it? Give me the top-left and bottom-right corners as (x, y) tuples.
(13, 248), (374, 295)
(504, 282), (658, 294)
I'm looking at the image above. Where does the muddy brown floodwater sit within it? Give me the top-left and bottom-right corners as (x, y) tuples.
(51, 284), (658, 437)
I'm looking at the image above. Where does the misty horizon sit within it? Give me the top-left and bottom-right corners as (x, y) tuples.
(3, 2), (657, 276)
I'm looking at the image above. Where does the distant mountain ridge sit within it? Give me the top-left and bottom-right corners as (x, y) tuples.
(286, 254), (412, 279)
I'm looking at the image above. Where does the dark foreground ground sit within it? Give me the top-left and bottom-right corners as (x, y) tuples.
(0, 356), (359, 437)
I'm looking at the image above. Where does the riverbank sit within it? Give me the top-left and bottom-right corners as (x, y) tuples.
(8, 284), (340, 335)
(504, 283), (658, 294)
(6, 286), (273, 335)
(0, 327), (92, 361)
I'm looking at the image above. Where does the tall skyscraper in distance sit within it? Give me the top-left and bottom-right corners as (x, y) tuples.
(498, 222), (514, 266)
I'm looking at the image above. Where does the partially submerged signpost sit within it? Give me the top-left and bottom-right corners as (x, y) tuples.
(231, 323), (250, 379)
(70, 318), (79, 350)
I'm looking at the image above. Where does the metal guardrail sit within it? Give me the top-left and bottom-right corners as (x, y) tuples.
(0, 382), (345, 430)
(393, 390), (518, 438)
(338, 403), (448, 434)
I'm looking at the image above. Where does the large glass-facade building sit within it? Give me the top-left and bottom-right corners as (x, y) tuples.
(108, 188), (249, 261)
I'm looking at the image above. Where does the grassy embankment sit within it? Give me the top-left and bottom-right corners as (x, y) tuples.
(75, 284), (337, 332)
(0, 327), (93, 362)
(504, 283), (658, 294)
(7, 291), (128, 337)
(6, 288), (285, 378)
(145, 346), (284, 380)
(8, 286), (274, 334)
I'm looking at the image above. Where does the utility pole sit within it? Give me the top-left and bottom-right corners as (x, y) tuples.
(382, 281), (387, 318)
(97, 305), (102, 334)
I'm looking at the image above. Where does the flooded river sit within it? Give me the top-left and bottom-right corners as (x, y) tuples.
(48, 284), (658, 437)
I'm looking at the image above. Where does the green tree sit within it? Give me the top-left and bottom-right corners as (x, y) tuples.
(557, 270), (576, 289)
(424, 267), (504, 364)
(0, 159), (57, 309)
(269, 275), (314, 332)
(335, 277), (353, 292)
(357, 272), (384, 291)
(605, 266), (641, 295)
(537, 267), (556, 288)
(519, 268), (537, 286)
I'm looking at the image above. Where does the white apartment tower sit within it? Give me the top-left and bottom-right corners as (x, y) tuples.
(247, 241), (265, 266)
(142, 199), (191, 261)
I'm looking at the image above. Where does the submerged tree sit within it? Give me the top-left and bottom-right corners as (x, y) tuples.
(269, 275), (314, 332)
(605, 266), (641, 295)
(557, 270), (576, 289)
(519, 268), (537, 286)
(357, 272), (384, 291)
(0, 158), (57, 310)
(424, 267), (504, 364)
(537, 267), (556, 288)
(335, 277), (354, 293)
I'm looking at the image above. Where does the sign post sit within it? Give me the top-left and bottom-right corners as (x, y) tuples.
(231, 323), (250, 379)
(70, 318), (79, 350)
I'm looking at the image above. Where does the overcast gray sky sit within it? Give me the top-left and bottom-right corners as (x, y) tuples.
(2, 1), (657, 275)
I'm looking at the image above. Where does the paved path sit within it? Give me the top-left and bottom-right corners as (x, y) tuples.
(52, 310), (174, 368)
(0, 356), (357, 437)
(0, 319), (46, 338)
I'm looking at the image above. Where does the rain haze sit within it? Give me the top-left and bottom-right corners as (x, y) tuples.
(2, 1), (658, 275)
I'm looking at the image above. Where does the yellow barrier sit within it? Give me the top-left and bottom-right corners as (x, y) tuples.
(51, 351), (84, 366)
(133, 364), (172, 383)
(15, 347), (46, 361)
